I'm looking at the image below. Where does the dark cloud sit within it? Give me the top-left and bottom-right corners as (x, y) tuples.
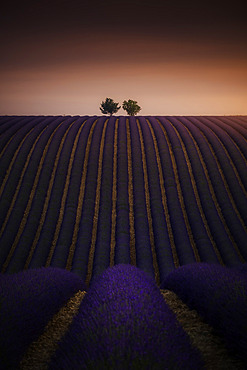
(2, 0), (247, 68)
(2, 0), (246, 39)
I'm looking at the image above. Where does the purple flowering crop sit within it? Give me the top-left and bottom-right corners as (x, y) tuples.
(0, 267), (86, 369)
(49, 264), (204, 369)
(1, 115), (246, 278)
(161, 262), (247, 362)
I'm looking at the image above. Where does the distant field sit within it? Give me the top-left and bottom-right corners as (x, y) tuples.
(0, 115), (247, 285)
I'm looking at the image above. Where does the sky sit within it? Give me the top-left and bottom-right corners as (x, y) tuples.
(1, 0), (247, 116)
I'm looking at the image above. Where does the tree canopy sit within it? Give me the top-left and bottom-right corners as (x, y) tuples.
(122, 99), (141, 116)
(100, 98), (121, 115)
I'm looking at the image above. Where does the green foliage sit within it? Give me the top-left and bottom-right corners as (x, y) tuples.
(100, 98), (121, 115)
(122, 99), (141, 116)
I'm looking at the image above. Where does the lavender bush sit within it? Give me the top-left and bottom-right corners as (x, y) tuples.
(0, 267), (86, 369)
(49, 264), (204, 369)
(161, 262), (247, 362)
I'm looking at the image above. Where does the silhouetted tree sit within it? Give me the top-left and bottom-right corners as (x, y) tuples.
(100, 98), (121, 115)
(122, 99), (141, 116)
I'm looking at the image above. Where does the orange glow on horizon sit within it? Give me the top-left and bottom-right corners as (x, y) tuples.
(1, 35), (246, 116)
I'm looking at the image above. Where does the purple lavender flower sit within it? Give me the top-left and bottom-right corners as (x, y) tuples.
(50, 264), (204, 369)
(161, 262), (247, 362)
(0, 267), (85, 369)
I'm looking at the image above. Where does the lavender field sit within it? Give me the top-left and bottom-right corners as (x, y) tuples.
(1, 115), (247, 282)
(0, 115), (247, 368)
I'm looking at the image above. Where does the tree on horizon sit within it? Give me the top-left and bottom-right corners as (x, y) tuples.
(122, 99), (141, 116)
(100, 98), (121, 115)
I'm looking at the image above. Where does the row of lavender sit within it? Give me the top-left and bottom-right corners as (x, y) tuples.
(1, 263), (246, 368)
(0, 115), (246, 285)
